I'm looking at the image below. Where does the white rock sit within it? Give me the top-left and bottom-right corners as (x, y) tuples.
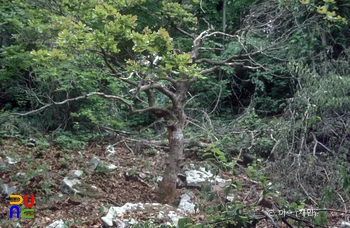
(106, 164), (117, 170)
(226, 194), (235, 202)
(106, 145), (116, 156)
(6, 156), (18, 164)
(167, 211), (183, 226)
(341, 221), (350, 228)
(46, 219), (66, 228)
(88, 156), (101, 170)
(68, 170), (83, 177)
(178, 193), (196, 214)
(60, 177), (81, 194)
(184, 164), (226, 184)
(101, 203), (143, 227)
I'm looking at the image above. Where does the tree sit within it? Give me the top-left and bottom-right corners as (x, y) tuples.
(5, 0), (301, 203)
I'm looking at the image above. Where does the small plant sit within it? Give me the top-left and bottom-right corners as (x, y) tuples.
(60, 158), (69, 168)
(95, 164), (114, 176)
(130, 166), (138, 177)
(145, 148), (158, 156)
(247, 159), (268, 187)
(40, 179), (55, 195)
(54, 131), (87, 151)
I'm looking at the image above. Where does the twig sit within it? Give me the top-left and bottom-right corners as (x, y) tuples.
(296, 172), (317, 205)
(266, 140), (280, 162)
(123, 142), (134, 155)
(281, 217), (293, 228)
(262, 210), (279, 228)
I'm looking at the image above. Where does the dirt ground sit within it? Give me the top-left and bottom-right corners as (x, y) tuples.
(0, 138), (347, 227)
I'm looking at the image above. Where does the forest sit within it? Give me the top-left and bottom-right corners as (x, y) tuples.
(0, 0), (349, 227)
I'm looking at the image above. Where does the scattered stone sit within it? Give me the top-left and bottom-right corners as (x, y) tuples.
(113, 218), (126, 228)
(60, 177), (81, 194)
(183, 163), (226, 185)
(226, 194), (235, 202)
(341, 221), (350, 228)
(27, 138), (36, 148)
(67, 170), (83, 178)
(178, 193), (196, 214)
(46, 219), (66, 228)
(1, 184), (17, 198)
(157, 176), (163, 182)
(101, 203), (186, 227)
(15, 172), (26, 180)
(105, 145), (116, 156)
(6, 156), (19, 164)
(167, 210), (184, 226)
(138, 172), (147, 179)
(105, 163), (117, 170)
(87, 156), (101, 170)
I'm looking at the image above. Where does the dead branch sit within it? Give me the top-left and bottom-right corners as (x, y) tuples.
(262, 210), (279, 228)
(12, 92), (176, 119)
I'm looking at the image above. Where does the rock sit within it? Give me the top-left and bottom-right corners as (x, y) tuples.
(184, 165), (226, 185)
(102, 203), (187, 227)
(105, 145), (116, 156)
(341, 221), (350, 228)
(138, 172), (147, 179)
(113, 218), (126, 228)
(178, 193), (196, 214)
(167, 210), (184, 226)
(105, 163), (117, 170)
(60, 177), (81, 194)
(1, 184), (17, 198)
(87, 156), (101, 171)
(157, 176), (163, 182)
(15, 172), (26, 180)
(102, 203), (142, 227)
(27, 138), (36, 148)
(6, 156), (19, 164)
(67, 170), (83, 178)
(46, 219), (66, 228)
(226, 194), (235, 202)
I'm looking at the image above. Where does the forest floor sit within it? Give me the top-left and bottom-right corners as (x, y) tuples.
(0, 137), (346, 227)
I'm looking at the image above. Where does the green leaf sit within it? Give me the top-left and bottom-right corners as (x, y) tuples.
(177, 218), (192, 228)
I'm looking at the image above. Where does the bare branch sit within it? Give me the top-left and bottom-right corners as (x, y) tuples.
(261, 210), (279, 228)
(175, 25), (194, 38)
(13, 92), (175, 119)
(200, 66), (219, 75)
(202, 31), (238, 39)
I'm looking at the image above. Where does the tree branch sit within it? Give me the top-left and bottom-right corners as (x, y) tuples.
(175, 25), (194, 38)
(13, 92), (175, 119)
(136, 83), (176, 103)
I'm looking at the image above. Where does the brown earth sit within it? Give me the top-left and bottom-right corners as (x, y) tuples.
(0, 138), (347, 227)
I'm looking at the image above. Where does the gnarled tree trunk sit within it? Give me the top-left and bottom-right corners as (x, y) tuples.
(158, 81), (190, 204)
